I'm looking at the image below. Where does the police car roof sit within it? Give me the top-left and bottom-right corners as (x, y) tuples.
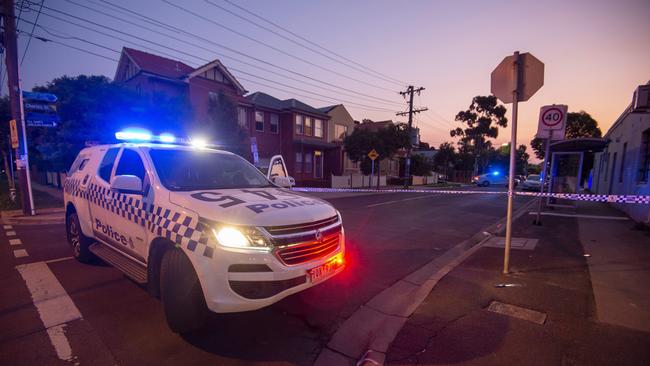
(89, 142), (235, 155)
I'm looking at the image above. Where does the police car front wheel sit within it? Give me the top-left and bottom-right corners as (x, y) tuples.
(160, 248), (208, 333)
(66, 213), (96, 263)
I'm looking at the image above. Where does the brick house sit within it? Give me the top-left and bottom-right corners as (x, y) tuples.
(114, 47), (337, 187)
(318, 104), (360, 176)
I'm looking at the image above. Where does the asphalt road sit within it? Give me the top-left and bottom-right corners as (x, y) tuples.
(0, 187), (532, 365)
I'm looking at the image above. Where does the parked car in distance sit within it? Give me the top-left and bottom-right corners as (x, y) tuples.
(522, 174), (543, 191)
(472, 172), (510, 187)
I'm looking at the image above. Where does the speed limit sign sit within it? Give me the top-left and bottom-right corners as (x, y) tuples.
(536, 104), (567, 139)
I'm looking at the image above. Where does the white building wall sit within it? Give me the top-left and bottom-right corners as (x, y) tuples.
(593, 110), (650, 223)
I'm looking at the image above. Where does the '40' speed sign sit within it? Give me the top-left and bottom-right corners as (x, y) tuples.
(536, 104), (568, 139)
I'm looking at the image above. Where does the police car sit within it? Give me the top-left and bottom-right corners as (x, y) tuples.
(63, 131), (345, 333)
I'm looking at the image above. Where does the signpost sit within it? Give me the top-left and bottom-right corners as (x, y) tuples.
(9, 119), (19, 149)
(491, 51), (544, 274)
(368, 149), (379, 190)
(250, 137), (259, 166)
(23, 92), (59, 128)
(533, 105), (568, 225)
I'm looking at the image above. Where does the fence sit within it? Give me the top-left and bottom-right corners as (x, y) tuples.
(331, 174), (387, 188)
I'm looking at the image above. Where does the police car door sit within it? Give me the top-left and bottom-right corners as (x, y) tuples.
(95, 148), (150, 263)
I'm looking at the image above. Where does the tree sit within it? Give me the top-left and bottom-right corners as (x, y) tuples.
(433, 142), (456, 176)
(410, 154), (435, 176)
(530, 111), (602, 160)
(344, 123), (410, 175)
(451, 95), (508, 175)
(204, 92), (248, 157)
(32, 75), (191, 172)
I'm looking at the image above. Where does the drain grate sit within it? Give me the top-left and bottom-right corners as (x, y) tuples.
(486, 301), (547, 325)
(482, 237), (539, 251)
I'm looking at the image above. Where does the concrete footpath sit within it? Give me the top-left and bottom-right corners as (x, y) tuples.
(386, 201), (650, 365)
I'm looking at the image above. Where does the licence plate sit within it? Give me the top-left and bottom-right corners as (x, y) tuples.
(309, 258), (340, 283)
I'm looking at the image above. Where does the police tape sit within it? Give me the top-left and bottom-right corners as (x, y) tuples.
(292, 187), (650, 204)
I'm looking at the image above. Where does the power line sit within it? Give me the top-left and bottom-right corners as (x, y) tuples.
(19, 0), (43, 65)
(219, 0), (407, 86)
(43, 0), (406, 107)
(160, 0), (397, 93)
(16, 29), (119, 61)
(204, 0), (404, 87)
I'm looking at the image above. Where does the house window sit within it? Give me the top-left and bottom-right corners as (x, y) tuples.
(270, 114), (279, 134)
(314, 119), (323, 138)
(295, 115), (304, 135)
(237, 107), (247, 128)
(255, 111), (264, 132)
(314, 150), (323, 178)
(304, 153), (313, 175)
(335, 124), (348, 140)
(619, 142), (627, 183)
(295, 152), (302, 173)
(304, 118), (313, 136)
(639, 129), (650, 183)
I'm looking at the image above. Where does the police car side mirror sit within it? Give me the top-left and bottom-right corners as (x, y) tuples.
(111, 175), (143, 195)
(272, 176), (295, 188)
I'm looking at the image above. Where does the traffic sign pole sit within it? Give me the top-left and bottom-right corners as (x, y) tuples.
(534, 132), (552, 225)
(503, 51), (520, 275)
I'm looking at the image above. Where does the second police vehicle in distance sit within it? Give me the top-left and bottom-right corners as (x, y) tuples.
(63, 131), (345, 333)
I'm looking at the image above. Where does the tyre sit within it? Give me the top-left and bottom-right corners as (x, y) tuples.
(66, 212), (96, 263)
(160, 248), (208, 333)
(482, 181), (490, 187)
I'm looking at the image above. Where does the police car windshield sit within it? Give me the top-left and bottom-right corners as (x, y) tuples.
(149, 149), (273, 191)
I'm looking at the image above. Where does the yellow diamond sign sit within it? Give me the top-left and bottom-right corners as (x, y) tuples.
(367, 149), (379, 161)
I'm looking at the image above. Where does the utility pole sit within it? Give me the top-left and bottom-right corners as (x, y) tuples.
(397, 85), (427, 189)
(2, 0), (36, 215)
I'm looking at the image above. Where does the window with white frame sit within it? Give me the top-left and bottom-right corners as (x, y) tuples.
(237, 107), (247, 128)
(295, 152), (302, 173)
(304, 118), (313, 136)
(295, 115), (304, 134)
(314, 119), (323, 138)
(335, 124), (348, 140)
(639, 129), (650, 183)
(255, 111), (264, 132)
(270, 113), (279, 133)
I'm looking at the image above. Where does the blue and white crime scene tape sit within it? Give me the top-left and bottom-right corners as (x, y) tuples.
(292, 187), (650, 205)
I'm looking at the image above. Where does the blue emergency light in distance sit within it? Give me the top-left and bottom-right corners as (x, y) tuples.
(492, 171), (500, 176)
(115, 129), (181, 144)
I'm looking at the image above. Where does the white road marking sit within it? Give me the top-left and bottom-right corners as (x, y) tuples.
(13, 249), (29, 258)
(366, 195), (433, 208)
(9, 238), (22, 246)
(527, 212), (629, 220)
(46, 324), (74, 362)
(16, 262), (81, 362)
(6, 230), (16, 236)
(44, 256), (74, 264)
(4, 225), (13, 229)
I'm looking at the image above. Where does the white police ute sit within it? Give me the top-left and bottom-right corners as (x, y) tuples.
(63, 132), (345, 333)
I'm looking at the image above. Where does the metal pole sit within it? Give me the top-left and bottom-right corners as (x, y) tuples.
(2, 0), (35, 215)
(534, 132), (552, 225)
(371, 159), (375, 189)
(404, 86), (414, 189)
(503, 51), (520, 275)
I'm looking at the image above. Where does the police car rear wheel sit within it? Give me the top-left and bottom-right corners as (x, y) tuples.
(160, 248), (208, 334)
(66, 213), (95, 263)
(482, 181), (490, 187)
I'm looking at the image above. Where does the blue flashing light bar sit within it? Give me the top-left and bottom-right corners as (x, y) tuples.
(492, 171), (500, 176)
(158, 133), (176, 143)
(115, 129), (152, 141)
(115, 129), (216, 148)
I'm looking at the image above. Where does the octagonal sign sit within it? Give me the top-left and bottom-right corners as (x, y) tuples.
(491, 52), (544, 104)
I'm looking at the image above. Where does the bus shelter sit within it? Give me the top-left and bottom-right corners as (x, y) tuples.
(547, 138), (608, 207)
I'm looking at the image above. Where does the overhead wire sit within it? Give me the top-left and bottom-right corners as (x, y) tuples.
(219, 0), (407, 86)
(41, 0), (407, 107)
(160, 0), (398, 93)
(20, 0), (44, 65)
(203, 0), (404, 87)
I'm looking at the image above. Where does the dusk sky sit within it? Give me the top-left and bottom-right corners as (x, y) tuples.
(8, 0), (650, 159)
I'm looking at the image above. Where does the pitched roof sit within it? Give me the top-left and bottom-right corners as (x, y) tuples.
(123, 47), (193, 79)
(245, 92), (329, 117)
(186, 59), (247, 95)
(317, 105), (339, 113)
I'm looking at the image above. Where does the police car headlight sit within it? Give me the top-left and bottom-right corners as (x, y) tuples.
(213, 227), (270, 251)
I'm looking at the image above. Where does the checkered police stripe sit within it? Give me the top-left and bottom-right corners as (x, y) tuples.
(64, 178), (215, 258)
(292, 187), (650, 204)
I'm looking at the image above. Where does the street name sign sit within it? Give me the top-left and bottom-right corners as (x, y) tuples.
(368, 149), (379, 161)
(25, 113), (59, 127)
(22, 91), (57, 103)
(491, 52), (544, 104)
(536, 105), (567, 140)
